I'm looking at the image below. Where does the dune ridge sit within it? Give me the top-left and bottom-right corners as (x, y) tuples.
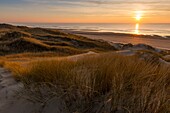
(0, 24), (116, 56)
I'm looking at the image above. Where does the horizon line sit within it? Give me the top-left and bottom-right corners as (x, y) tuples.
(2, 22), (170, 24)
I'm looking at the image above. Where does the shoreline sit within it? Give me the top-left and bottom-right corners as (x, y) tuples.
(10, 23), (170, 37)
(61, 29), (170, 39)
(61, 29), (170, 50)
(3, 23), (170, 38)
(1, 23), (170, 50)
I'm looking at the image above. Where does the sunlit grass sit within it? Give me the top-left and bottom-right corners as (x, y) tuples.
(11, 53), (169, 113)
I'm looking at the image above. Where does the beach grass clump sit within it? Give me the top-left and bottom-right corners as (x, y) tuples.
(2, 61), (27, 80)
(163, 55), (170, 62)
(0, 60), (5, 67)
(19, 53), (170, 113)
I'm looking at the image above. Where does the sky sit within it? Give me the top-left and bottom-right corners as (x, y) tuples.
(0, 0), (170, 23)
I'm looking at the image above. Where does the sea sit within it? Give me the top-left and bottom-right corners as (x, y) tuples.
(13, 23), (170, 37)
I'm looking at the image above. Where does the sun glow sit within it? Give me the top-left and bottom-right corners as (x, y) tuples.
(135, 11), (143, 21)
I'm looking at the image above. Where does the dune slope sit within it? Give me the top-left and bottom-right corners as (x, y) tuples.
(0, 24), (116, 56)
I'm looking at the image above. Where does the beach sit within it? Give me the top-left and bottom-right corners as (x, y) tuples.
(64, 30), (170, 50)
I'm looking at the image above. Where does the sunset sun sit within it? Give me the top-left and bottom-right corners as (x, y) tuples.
(135, 11), (143, 21)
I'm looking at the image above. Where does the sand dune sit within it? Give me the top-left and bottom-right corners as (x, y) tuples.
(0, 24), (170, 113)
(0, 24), (116, 56)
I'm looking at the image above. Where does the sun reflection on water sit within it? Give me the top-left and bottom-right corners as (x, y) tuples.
(135, 23), (139, 34)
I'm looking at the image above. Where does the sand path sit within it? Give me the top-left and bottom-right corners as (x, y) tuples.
(0, 68), (19, 111)
(0, 67), (67, 113)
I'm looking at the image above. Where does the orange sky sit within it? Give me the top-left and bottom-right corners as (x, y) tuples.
(0, 0), (170, 23)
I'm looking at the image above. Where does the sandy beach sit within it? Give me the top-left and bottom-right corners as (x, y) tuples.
(65, 30), (170, 50)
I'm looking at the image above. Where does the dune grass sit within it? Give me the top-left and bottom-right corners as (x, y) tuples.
(11, 53), (169, 113)
(163, 55), (170, 62)
(0, 24), (117, 56)
(3, 52), (72, 59)
(0, 60), (5, 67)
(136, 49), (170, 63)
(1, 61), (27, 81)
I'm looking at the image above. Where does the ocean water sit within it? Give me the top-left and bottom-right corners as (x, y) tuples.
(14, 23), (170, 37)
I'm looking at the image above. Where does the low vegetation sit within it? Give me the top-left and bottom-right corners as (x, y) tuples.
(6, 53), (170, 113)
(0, 24), (170, 113)
(0, 24), (116, 56)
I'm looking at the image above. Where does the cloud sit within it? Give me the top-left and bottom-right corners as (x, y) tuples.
(0, 0), (170, 23)
(22, 0), (170, 12)
(23, 0), (170, 5)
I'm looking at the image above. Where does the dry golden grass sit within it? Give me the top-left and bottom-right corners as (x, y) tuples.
(4, 52), (65, 58)
(0, 60), (5, 67)
(165, 58), (170, 62)
(2, 62), (27, 80)
(12, 53), (169, 113)
(163, 55), (170, 62)
(0, 24), (117, 56)
(22, 37), (50, 48)
(136, 49), (170, 62)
